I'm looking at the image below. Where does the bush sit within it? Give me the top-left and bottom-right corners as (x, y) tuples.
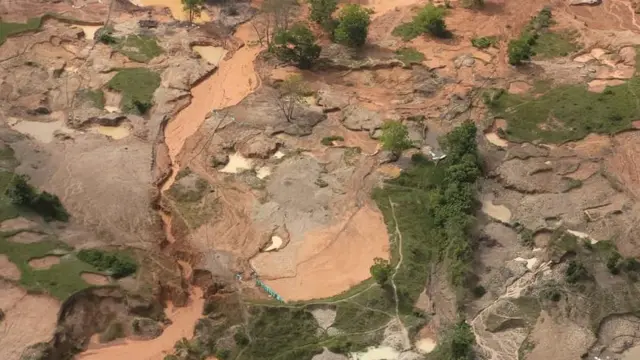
(472, 285), (486, 298)
(5, 174), (69, 221)
(565, 260), (589, 284)
(333, 4), (371, 47)
(429, 320), (475, 360)
(370, 257), (392, 285)
(309, 0), (337, 28)
(234, 331), (250, 346)
(607, 252), (621, 274)
(321, 135), (344, 145)
(413, 4), (449, 38)
(273, 23), (321, 69)
(77, 249), (137, 278)
(380, 121), (413, 156)
(508, 37), (534, 65)
(471, 36), (498, 49)
(96, 27), (116, 44)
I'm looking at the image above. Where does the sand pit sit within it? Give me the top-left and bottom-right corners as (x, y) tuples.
(81, 272), (110, 285)
(481, 199), (512, 223)
(7, 231), (45, 244)
(0, 281), (60, 360)
(163, 21), (260, 190)
(136, 0), (210, 22)
(28, 256), (61, 270)
(350, 346), (400, 360)
(264, 236), (283, 252)
(192, 46), (227, 66)
(0, 217), (37, 231)
(220, 152), (254, 174)
(0, 255), (20, 281)
(256, 166), (271, 179)
(258, 205), (389, 301)
(77, 288), (204, 360)
(93, 125), (131, 140)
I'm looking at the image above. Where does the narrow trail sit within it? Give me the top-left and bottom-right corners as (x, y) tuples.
(388, 197), (411, 350)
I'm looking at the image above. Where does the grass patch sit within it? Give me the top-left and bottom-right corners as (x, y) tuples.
(0, 17), (43, 45)
(532, 30), (580, 59)
(392, 22), (422, 41)
(112, 35), (163, 63)
(484, 77), (640, 143)
(0, 235), (101, 299)
(471, 36), (498, 49)
(333, 302), (392, 333)
(106, 68), (161, 114)
(76, 88), (105, 109)
(321, 135), (344, 146)
(395, 47), (425, 65)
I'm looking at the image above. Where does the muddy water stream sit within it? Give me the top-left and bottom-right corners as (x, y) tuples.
(76, 289), (205, 360)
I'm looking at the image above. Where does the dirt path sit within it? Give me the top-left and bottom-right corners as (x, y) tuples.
(76, 288), (205, 360)
(388, 198), (411, 350)
(162, 21), (261, 192)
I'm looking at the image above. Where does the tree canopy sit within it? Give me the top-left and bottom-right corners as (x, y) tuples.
(334, 4), (371, 48)
(273, 23), (321, 69)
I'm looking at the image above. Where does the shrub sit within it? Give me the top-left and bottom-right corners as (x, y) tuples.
(234, 331), (250, 346)
(607, 252), (621, 274)
(565, 260), (589, 284)
(77, 249), (137, 278)
(5, 174), (69, 221)
(273, 23), (321, 69)
(309, 0), (337, 27)
(471, 36), (498, 49)
(413, 4), (449, 38)
(96, 27), (116, 44)
(321, 135), (344, 145)
(429, 320), (475, 360)
(472, 285), (486, 298)
(333, 4), (371, 47)
(508, 37), (534, 65)
(370, 257), (392, 286)
(379, 121), (413, 156)
(394, 47), (425, 64)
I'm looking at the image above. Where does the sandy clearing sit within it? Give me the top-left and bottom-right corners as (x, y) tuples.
(264, 235), (283, 252)
(81, 272), (111, 286)
(415, 338), (436, 354)
(77, 288), (204, 360)
(0, 255), (20, 281)
(7, 231), (45, 244)
(28, 256), (61, 270)
(367, 0), (424, 19)
(163, 20), (261, 191)
(481, 199), (512, 223)
(76, 25), (102, 39)
(220, 152), (254, 174)
(261, 205), (389, 301)
(349, 346), (400, 360)
(0, 217), (37, 231)
(0, 281), (60, 360)
(485, 132), (508, 148)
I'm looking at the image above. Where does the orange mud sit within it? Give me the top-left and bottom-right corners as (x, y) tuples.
(162, 20), (261, 191)
(77, 288), (205, 360)
(261, 205), (389, 301)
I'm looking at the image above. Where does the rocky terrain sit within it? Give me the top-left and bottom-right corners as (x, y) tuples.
(1, 0), (640, 359)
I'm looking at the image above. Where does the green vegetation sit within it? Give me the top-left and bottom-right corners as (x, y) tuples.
(112, 35), (163, 63)
(309, 0), (338, 31)
(182, 0), (206, 24)
(5, 174), (69, 222)
(369, 257), (392, 286)
(0, 17), (43, 45)
(321, 135), (344, 146)
(394, 47), (425, 65)
(471, 36), (498, 49)
(107, 68), (161, 114)
(565, 260), (589, 284)
(428, 320), (475, 360)
(0, 235), (102, 299)
(77, 249), (137, 278)
(483, 76), (640, 143)
(76, 88), (105, 109)
(334, 4), (372, 48)
(392, 4), (449, 41)
(379, 121), (413, 156)
(532, 30), (579, 59)
(373, 121), (481, 306)
(273, 23), (322, 69)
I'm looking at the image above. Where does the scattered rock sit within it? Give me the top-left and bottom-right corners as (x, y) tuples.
(377, 150), (399, 164)
(341, 105), (383, 135)
(317, 89), (351, 112)
(237, 134), (281, 159)
(412, 67), (446, 97)
(138, 19), (158, 28)
(131, 317), (164, 340)
(211, 152), (230, 167)
(93, 113), (127, 127)
(454, 54), (476, 68)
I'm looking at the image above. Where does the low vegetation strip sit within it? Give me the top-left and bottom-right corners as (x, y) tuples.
(373, 122), (481, 307)
(0, 17), (42, 45)
(484, 76), (640, 143)
(77, 249), (137, 278)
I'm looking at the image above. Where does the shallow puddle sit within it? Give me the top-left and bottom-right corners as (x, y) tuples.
(481, 199), (512, 223)
(192, 46), (227, 66)
(93, 125), (131, 140)
(9, 119), (72, 144)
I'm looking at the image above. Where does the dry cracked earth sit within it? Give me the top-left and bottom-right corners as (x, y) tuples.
(2, 0), (640, 359)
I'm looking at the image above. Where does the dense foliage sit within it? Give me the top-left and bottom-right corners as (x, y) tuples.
(6, 174), (69, 221)
(429, 320), (476, 360)
(334, 4), (371, 47)
(273, 23), (322, 69)
(77, 249), (137, 278)
(392, 4), (449, 40)
(379, 121), (413, 155)
(309, 0), (337, 30)
(369, 257), (392, 285)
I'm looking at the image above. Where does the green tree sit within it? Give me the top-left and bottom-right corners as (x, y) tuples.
(182, 0), (205, 24)
(414, 4), (448, 38)
(273, 23), (321, 69)
(333, 4), (371, 47)
(309, 0), (337, 29)
(380, 121), (413, 156)
(370, 257), (392, 285)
